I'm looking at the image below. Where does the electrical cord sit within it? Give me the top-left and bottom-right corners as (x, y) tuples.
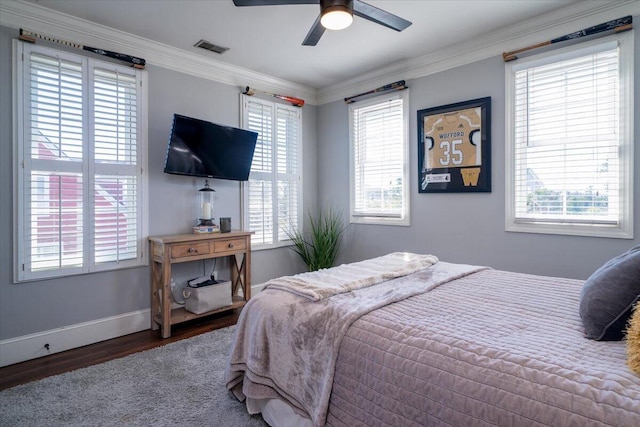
(209, 258), (217, 280)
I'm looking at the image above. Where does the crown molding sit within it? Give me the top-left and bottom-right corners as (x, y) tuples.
(0, 0), (318, 104)
(317, 0), (640, 105)
(2, 1), (637, 106)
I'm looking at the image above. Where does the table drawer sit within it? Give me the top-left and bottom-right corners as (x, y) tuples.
(171, 242), (211, 259)
(214, 238), (246, 252)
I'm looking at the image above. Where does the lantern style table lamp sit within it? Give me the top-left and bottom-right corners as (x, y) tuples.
(198, 180), (215, 226)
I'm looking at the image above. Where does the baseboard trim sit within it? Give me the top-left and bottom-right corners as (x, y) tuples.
(0, 309), (151, 368)
(252, 282), (267, 294)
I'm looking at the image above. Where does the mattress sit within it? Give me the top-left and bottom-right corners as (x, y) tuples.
(227, 260), (640, 426)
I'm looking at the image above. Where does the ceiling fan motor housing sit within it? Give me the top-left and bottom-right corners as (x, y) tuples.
(320, 0), (353, 10)
(320, 0), (354, 11)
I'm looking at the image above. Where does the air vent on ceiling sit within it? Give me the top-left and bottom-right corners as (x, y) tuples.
(194, 39), (229, 54)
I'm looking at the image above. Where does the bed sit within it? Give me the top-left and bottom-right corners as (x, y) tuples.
(226, 252), (640, 426)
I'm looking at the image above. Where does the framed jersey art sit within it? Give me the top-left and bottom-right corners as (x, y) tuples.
(418, 97), (491, 193)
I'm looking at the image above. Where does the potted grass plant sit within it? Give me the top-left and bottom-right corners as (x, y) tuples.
(285, 207), (345, 272)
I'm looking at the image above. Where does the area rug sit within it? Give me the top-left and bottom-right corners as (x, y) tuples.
(0, 325), (268, 427)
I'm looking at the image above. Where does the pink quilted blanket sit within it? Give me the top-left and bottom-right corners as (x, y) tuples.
(327, 269), (640, 426)
(225, 258), (483, 426)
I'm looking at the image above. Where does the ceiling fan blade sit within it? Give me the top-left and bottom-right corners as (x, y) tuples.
(233, 0), (318, 5)
(302, 14), (326, 46)
(353, 0), (412, 32)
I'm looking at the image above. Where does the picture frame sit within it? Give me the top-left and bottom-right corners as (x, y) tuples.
(417, 97), (491, 193)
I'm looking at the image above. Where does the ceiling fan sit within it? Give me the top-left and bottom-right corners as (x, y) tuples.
(232, 0), (412, 46)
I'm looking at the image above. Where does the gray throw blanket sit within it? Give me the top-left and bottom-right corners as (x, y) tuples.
(226, 257), (486, 426)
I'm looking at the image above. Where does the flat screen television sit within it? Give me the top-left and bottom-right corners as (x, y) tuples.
(163, 114), (258, 181)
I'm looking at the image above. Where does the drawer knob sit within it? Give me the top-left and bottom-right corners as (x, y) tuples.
(188, 247), (197, 254)
(228, 243), (234, 248)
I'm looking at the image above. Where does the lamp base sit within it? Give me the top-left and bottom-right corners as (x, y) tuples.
(198, 219), (214, 226)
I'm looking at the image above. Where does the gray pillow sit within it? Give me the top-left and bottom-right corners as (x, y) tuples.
(580, 245), (640, 341)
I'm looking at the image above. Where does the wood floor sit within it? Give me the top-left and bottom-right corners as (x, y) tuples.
(0, 309), (241, 391)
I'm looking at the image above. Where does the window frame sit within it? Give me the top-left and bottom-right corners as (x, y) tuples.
(504, 31), (634, 239)
(241, 94), (303, 250)
(13, 41), (149, 282)
(348, 90), (410, 226)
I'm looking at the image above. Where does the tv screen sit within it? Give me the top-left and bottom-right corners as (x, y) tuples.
(163, 114), (258, 181)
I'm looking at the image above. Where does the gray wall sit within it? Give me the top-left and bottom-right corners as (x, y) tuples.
(0, 25), (316, 341)
(2, 18), (638, 343)
(318, 30), (640, 280)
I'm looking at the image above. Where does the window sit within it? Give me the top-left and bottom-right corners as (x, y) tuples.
(241, 95), (302, 248)
(349, 90), (410, 225)
(14, 42), (148, 281)
(505, 32), (633, 238)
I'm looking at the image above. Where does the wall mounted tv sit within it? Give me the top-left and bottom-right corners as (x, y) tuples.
(163, 114), (258, 181)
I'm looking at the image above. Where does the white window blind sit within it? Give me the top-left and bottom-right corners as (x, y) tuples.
(276, 107), (301, 242)
(506, 33), (633, 238)
(349, 91), (410, 225)
(92, 68), (140, 266)
(15, 42), (148, 281)
(242, 95), (301, 247)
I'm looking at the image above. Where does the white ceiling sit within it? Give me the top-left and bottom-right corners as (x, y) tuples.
(21, 0), (585, 90)
(4, 0), (636, 103)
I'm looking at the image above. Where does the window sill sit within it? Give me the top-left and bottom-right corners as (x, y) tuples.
(506, 221), (633, 239)
(350, 216), (410, 227)
(251, 241), (295, 251)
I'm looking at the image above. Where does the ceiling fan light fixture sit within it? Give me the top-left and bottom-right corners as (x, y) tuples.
(320, 5), (353, 30)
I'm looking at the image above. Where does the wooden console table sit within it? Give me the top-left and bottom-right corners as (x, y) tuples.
(148, 231), (252, 338)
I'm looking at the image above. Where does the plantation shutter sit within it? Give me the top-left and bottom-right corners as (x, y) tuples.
(242, 95), (301, 247)
(26, 52), (85, 275)
(512, 41), (621, 225)
(16, 43), (147, 281)
(245, 99), (274, 245)
(351, 96), (405, 218)
(92, 68), (140, 265)
(276, 106), (300, 242)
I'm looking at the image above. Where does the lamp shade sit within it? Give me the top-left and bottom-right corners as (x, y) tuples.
(320, 4), (353, 30)
(198, 179), (215, 226)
